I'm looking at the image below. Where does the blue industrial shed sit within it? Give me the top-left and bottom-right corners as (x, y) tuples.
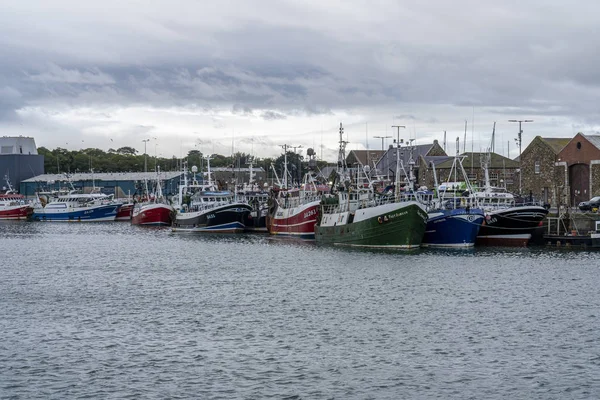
(20, 171), (184, 199)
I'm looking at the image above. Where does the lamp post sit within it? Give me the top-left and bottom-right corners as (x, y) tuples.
(508, 119), (533, 195)
(142, 139), (150, 173)
(374, 135), (392, 151)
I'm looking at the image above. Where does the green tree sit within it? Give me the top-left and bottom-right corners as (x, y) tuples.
(116, 146), (138, 155)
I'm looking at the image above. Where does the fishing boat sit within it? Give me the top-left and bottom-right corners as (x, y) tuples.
(0, 175), (33, 220)
(471, 125), (548, 246)
(472, 187), (548, 246)
(421, 138), (485, 248)
(266, 148), (326, 239)
(314, 123), (428, 248)
(31, 191), (121, 222)
(115, 202), (133, 221)
(241, 190), (269, 233)
(172, 158), (251, 233)
(131, 168), (175, 226)
(236, 158), (269, 233)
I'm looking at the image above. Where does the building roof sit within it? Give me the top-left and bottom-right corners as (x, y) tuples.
(346, 150), (386, 166)
(582, 134), (600, 149)
(422, 155), (453, 166)
(435, 152), (518, 169)
(23, 171), (183, 183)
(0, 136), (38, 155)
(540, 137), (571, 154)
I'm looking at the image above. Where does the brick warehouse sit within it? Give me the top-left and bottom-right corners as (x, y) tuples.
(555, 133), (600, 207)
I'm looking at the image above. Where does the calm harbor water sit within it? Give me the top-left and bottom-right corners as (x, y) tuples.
(1, 221), (599, 399)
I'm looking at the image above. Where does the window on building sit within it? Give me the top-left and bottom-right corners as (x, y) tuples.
(535, 160), (540, 174)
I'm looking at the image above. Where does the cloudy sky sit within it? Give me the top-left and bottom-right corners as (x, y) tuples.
(1, 0), (599, 161)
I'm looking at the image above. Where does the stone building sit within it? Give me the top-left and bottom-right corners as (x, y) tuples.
(374, 139), (446, 183)
(345, 150), (386, 168)
(554, 133), (600, 207)
(423, 152), (519, 192)
(519, 136), (570, 206)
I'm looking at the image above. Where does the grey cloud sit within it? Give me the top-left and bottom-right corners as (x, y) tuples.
(27, 64), (115, 85)
(1, 0), (600, 141)
(261, 111), (287, 121)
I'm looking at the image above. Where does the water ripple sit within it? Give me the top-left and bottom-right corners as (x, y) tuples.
(1, 222), (599, 399)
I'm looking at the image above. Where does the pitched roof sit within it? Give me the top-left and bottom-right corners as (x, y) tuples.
(540, 137), (570, 154)
(434, 152), (518, 169)
(582, 134), (600, 150)
(422, 155), (453, 166)
(346, 150), (386, 166)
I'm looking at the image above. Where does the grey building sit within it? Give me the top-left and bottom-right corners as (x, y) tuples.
(374, 140), (447, 182)
(0, 136), (44, 191)
(20, 171), (184, 199)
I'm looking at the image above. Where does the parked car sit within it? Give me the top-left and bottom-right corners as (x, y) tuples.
(578, 196), (600, 211)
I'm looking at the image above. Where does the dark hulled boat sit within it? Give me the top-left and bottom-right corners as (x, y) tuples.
(172, 161), (251, 234)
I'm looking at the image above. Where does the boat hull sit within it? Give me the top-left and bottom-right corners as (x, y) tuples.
(31, 204), (120, 222)
(115, 203), (133, 221)
(0, 205), (33, 220)
(476, 206), (549, 246)
(315, 202), (428, 249)
(267, 200), (320, 240)
(422, 208), (485, 248)
(131, 203), (174, 226)
(243, 209), (268, 233)
(172, 203), (251, 233)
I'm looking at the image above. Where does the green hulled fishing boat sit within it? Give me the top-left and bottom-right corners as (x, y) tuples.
(315, 191), (428, 248)
(314, 123), (428, 249)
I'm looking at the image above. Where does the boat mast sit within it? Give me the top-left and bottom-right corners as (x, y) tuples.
(392, 124), (406, 201)
(205, 155), (213, 187)
(270, 162), (282, 187)
(481, 122), (495, 192)
(337, 123), (348, 178)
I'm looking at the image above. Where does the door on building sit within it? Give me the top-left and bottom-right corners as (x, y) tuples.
(569, 163), (589, 206)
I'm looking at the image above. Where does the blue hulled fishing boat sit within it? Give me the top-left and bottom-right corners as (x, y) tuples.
(32, 192), (120, 222)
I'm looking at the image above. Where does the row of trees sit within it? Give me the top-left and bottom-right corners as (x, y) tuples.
(37, 147), (328, 185)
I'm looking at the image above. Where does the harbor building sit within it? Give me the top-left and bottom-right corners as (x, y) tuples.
(0, 136), (44, 190)
(418, 152), (519, 193)
(20, 171), (184, 199)
(555, 133), (600, 207)
(519, 136), (570, 207)
(374, 140), (447, 183)
(346, 150), (386, 169)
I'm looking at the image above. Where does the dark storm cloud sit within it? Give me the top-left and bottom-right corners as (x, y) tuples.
(2, 0), (600, 135)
